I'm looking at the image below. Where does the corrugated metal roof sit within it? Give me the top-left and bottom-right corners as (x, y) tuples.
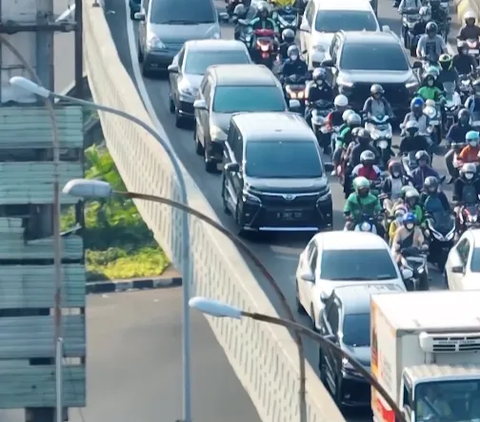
(0, 218), (83, 260)
(406, 364), (480, 383)
(0, 162), (82, 205)
(0, 106), (83, 149)
(0, 315), (85, 359)
(0, 365), (85, 407)
(0, 265), (85, 308)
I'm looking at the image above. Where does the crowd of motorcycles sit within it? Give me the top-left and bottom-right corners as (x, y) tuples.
(223, 0), (480, 291)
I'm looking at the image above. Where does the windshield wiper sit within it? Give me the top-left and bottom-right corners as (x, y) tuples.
(160, 19), (195, 24)
(329, 276), (371, 281)
(375, 275), (395, 280)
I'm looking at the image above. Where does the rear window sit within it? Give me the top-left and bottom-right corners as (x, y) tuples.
(314, 10), (377, 32)
(185, 50), (250, 75)
(340, 42), (409, 71)
(150, 0), (216, 24)
(320, 249), (397, 281)
(213, 85), (285, 113)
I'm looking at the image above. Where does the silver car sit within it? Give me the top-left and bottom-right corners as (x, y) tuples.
(167, 40), (252, 128)
(134, 0), (228, 76)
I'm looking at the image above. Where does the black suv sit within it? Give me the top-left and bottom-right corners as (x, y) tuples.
(221, 112), (334, 235)
(318, 284), (404, 408)
(321, 31), (421, 116)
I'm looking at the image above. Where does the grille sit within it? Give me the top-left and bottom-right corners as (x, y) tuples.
(352, 83), (409, 107)
(164, 42), (184, 52)
(258, 193), (319, 209)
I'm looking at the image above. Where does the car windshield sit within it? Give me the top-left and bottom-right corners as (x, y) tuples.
(470, 248), (480, 272)
(320, 249), (398, 280)
(150, 0), (216, 24)
(340, 43), (410, 71)
(314, 10), (377, 32)
(213, 86), (285, 113)
(342, 313), (370, 347)
(245, 140), (323, 178)
(185, 51), (250, 75)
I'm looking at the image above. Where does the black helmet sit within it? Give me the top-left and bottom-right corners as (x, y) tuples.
(426, 21), (438, 35)
(439, 53), (453, 71)
(415, 150), (430, 163)
(424, 176), (439, 193)
(282, 28), (295, 43)
(458, 40), (468, 54)
(370, 84), (384, 95)
(459, 108), (470, 123)
(357, 128), (371, 143)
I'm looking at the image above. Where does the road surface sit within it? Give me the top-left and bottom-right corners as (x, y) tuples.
(102, 0), (460, 419)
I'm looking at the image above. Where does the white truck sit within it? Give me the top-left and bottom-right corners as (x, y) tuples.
(371, 290), (480, 422)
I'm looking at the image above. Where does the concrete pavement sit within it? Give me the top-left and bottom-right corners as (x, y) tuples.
(54, 0), (76, 93)
(102, 0), (459, 419)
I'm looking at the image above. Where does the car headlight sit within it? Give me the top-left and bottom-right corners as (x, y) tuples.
(178, 79), (194, 96)
(316, 188), (331, 203)
(146, 33), (166, 50)
(242, 189), (261, 203)
(342, 358), (359, 375)
(245, 35), (252, 42)
(210, 125), (227, 141)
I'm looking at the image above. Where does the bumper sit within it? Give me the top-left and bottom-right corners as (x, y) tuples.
(206, 139), (225, 163)
(240, 196), (333, 232)
(144, 50), (178, 70)
(339, 373), (371, 407)
(177, 95), (195, 118)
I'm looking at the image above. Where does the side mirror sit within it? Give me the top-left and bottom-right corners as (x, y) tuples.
(323, 334), (337, 343)
(381, 25), (390, 31)
(218, 12), (229, 22)
(167, 64), (179, 73)
(134, 11), (145, 21)
(324, 162), (334, 173)
(412, 61), (423, 69)
(451, 265), (464, 274)
(289, 99), (301, 111)
(193, 99), (207, 110)
(321, 59), (334, 67)
(224, 162), (240, 173)
(319, 290), (329, 302)
(401, 268), (414, 279)
(300, 269), (315, 282)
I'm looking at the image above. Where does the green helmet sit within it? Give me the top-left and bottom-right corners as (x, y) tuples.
(353, 176), (370, 192)
(400, 185), (417, 200)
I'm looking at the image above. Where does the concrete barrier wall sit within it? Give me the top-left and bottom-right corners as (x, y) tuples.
(82, 3), (346, 422)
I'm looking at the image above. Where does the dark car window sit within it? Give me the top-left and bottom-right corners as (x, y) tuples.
(212, 86), (285, 113)
(245, 140), (322, 178)
(150, 0), (216, 24)
(342, 313), (370, 347)
(185, 51), (250, 75)
(340, 42), (409, 71)
(326, 302), (339, 333)
(468, 246), (480, 273)
(315, 10), (377, 33)
(320, 249), (397, 281)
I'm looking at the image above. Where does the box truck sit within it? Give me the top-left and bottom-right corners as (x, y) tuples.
(371, 290), (480, 422)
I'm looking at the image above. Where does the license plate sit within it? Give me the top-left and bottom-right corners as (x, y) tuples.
(278, 211), (302, 220)
(470, 49), (479, 54)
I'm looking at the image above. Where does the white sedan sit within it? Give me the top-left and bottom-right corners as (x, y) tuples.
(445, 229), (480, 291)
(295, 231), (406, 330)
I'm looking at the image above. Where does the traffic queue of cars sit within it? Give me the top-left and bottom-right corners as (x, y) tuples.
(128, 0), (480, 418)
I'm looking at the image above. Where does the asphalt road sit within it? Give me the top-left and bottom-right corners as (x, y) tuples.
(102, 0), (460, 419)
(54, 0), (76, 92)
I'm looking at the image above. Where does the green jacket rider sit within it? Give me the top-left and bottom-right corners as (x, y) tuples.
(400, 186), (424, 225)
(344, 176), (382, 223)
(336, 112), (361, 150)
(416, 73), (445, 103)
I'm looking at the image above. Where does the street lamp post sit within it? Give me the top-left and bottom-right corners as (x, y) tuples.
(9, 76), (194, 422)
(61, 178), (308, 422)
(189, 297), (407, 422)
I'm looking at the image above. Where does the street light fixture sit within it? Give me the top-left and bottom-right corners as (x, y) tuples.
(190, 297), (407, 422)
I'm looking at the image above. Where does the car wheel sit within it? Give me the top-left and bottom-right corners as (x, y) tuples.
(310, 304), (318, 332)
(169, 95), (175, 114)
(221, 175), (231, 215)
(175, 107), (186, 129)
(141, 61), (151, 78)
(295, 281), (306, 314)
(137, 43), (144, 63)
(194, 125), (204, 156)
(235, 201), (247, 237)
(205, 158), (217, 173)
(334, 376), (344, 408)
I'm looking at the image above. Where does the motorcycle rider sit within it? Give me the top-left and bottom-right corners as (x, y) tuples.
(399, 120), (431, 154)
(457, 130), (480, 166)
(282, 45), (308, 79)
(348, 129), (380, 168)
(352, 150), (382, 181)
(382, 161), (411, 202)
(457, 11), (480, 41)
(388, 204), (408, 245)
(344, 176), (383, 234)
(421, 175), (451, 213)
(362, 84), (394, 120)
(402, 97), (429, 135)
(398, 0), (423, 44)
(326, 95), (349, 128)
(453, 162), (480, 201)
(250, 1), (278, 31)
(305, 68), (333, 113)
(333, 111), (361, 174)
(411, 150), (441, 190)
(453, 41), (478, 76)
(437, 54), (459, 86)
(445, 109), (472, 182)
(416, 72), (445, 103)
(391, 213), (426, 265)
(465, 78), (480, 114)
(278, 28), (296, 61)
(403, 187), (425, 223)
(429, 0), (448, 34)
(416, 21), (447, 60)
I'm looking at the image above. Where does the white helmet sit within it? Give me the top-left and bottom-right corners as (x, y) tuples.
(464, 10), (476, 20)
(334, 94), (348, 107)
(342, 109), (354, 122)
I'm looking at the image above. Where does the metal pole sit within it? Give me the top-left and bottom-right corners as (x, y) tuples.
(0, 36), (62, 422)
(74, 0), (84, 100)
(52, 93), (193, 422)
(56, 338), (63, 422)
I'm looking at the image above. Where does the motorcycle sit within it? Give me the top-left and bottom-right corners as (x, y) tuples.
(458, 74), (473, 103)
(425, 209), (456, 270)
(284, 74), (308, 112)
(309, 99), (334, 152)
(400, 246), (429, 291)
(466, 38), (480, 66)
(345, 214), (378, 233)
(250, 28), (276, 68)
(424, 102), (441, 145)
(365, 114), (393, 168)
(456, 189), (480, 233)
(273, 6), (298, 37)
(401, 10), (420, 55)
(443, 82), (461, 133)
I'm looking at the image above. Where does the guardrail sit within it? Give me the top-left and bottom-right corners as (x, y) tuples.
(83, 3), (346, 422)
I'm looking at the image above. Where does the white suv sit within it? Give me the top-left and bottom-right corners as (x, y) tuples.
(299, 0), (380, 69)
